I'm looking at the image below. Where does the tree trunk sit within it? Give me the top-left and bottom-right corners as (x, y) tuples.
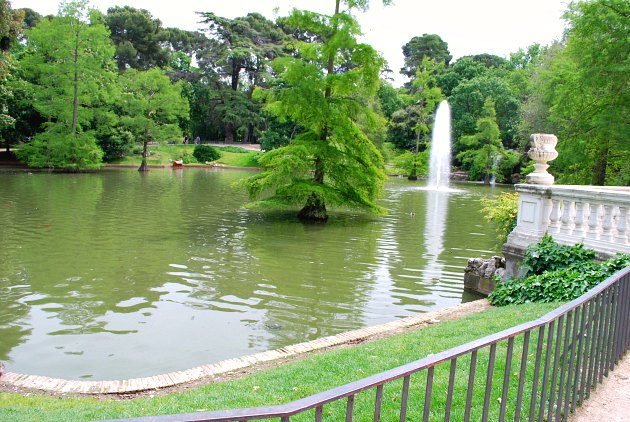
(592, 141), (608, 185)
(225, 124), (235, 143)
(299, 0), (341, 222)
(138, 140), (149, 172)
(298, 192), (328, 222)
(72, 29), (79, 135)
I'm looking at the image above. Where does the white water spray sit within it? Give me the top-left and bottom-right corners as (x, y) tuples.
(427, 100), (452, 190)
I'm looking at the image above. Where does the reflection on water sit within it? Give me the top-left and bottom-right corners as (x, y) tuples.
(0, 169), (507, 380)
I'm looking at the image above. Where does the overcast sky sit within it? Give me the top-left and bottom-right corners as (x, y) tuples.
(10, 0), (570, 86)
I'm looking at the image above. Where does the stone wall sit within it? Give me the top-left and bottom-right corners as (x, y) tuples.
(464, 256), (505, 296)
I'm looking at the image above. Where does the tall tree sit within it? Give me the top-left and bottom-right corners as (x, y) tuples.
(457, 97), (504, 184)
(449, 74), (520, 156)
(118, 68), (189, 171)
(244, 0), (391, 222)
(539, 0), (629, 185)
(400, 34), (451, 79)
(197, 12), (287, 142)
(0, 0), (23, 136)
(16, 0), (116, 170)
(105, 6), (170, 72)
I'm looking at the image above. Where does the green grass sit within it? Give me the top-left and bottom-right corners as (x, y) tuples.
(109, 144), (260, 168)
(215, 150), (260, 167)
(0, 302), (562, 421)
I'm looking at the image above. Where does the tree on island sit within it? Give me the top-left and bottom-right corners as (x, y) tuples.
(118, 67), (189, 171)
(15, 0), (115, 170)
(244, 0), (391, 222)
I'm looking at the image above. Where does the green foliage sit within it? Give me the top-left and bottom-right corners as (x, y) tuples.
(521, 234), (596, 277)
(192, 144), (221, 163)
(400, 33), (452, 79)
(243, 2), (387, 220)
(15, 1), (117, 169)
(16, 125), (104, 170)
(525, 0), (630, 185)
(488, 235), (627, 306)
(489, 253), (629, 306)
(118, 68), (189, 141)
(105, 6), (170, 72)
(456, 97), (504, 183)
(479, 191), (518, 243)
(259, 129), (290, 151)
(449, 75), (520, 154)
(393, 150), (428, 178)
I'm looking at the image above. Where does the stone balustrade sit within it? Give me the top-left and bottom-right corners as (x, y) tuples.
(503, 184), (630, 277)
(501, 133), (629, 278)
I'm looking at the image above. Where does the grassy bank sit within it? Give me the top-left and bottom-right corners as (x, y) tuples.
(0, 302), (559, 421)
(110, 144), (260, 168)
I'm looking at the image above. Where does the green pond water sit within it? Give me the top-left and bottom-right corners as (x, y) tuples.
(0, 168), (507, 380)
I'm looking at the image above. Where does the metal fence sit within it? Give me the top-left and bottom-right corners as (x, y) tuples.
(117, 266), (630, 422)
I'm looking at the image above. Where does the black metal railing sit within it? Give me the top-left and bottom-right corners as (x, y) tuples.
(115, 266), (630, 422)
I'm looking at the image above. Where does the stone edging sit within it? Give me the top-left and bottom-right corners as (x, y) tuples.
(0, 300), (490, 395)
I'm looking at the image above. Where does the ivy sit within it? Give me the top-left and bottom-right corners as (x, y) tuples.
(521, 233), (595, 276)
(488, 235), (629, 306)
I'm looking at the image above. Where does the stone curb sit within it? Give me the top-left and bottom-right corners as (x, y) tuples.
(0, 300), (490, 395)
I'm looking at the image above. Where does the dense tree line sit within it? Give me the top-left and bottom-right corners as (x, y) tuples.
(0, 0), (627, 214)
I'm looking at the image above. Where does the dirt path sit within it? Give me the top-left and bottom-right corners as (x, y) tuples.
(569, 352), (630, 422)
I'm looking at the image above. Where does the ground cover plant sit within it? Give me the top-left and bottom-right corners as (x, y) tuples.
(489, 234), (630, 306)
(0, 302), (559, 421)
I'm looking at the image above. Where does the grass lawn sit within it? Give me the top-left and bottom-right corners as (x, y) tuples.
(0, 302), (561, 421)
(109, 144), (260, 168)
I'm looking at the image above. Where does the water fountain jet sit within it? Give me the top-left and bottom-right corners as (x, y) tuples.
(427, 100), (452, 190)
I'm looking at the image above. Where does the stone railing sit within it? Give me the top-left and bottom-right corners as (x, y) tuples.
(506, 184), (630, 255)
(502, 134), (630, 278)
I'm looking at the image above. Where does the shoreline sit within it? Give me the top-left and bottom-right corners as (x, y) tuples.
(0, 299), (490, 397)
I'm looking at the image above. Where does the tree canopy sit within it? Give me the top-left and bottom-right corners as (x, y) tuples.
(16, 0), (115, 169)
(244, 0), (389, 221)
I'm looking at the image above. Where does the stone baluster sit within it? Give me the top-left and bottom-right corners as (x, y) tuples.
(560, 200), (575, 235)
(548, 198), (562, 234)
(614, 206), (629, 245)
(573, 201), (588, 239)
(587, 203), (602, 241)
(600, 205), (616, 242)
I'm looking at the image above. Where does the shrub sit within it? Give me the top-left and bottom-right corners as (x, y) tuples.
(521, 233), (595, 276)
(488, 235), (629, 306)
(480, 191), (519, 243)
(193, 144), (221, 163)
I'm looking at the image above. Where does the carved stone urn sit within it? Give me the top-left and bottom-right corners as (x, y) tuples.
(526, 133), (558, 185)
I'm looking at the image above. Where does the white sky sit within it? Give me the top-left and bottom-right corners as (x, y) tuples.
(10, 0), (570, 86)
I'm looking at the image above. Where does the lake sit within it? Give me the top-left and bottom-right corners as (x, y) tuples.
(0, 168), (506, 380)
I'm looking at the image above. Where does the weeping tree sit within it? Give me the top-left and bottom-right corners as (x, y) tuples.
(244, 0), (391, 222)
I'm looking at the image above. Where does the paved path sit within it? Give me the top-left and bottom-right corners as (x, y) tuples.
(569, 352), (630, 421)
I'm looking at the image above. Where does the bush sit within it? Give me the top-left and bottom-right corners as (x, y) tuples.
(193, 144), (221, 163)
(480, 192), (519, 243)
(521, 234), (595, 276)
(488, 235), (629, 306)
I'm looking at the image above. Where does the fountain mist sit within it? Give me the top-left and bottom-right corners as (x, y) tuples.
(427, 100), (452, 190)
